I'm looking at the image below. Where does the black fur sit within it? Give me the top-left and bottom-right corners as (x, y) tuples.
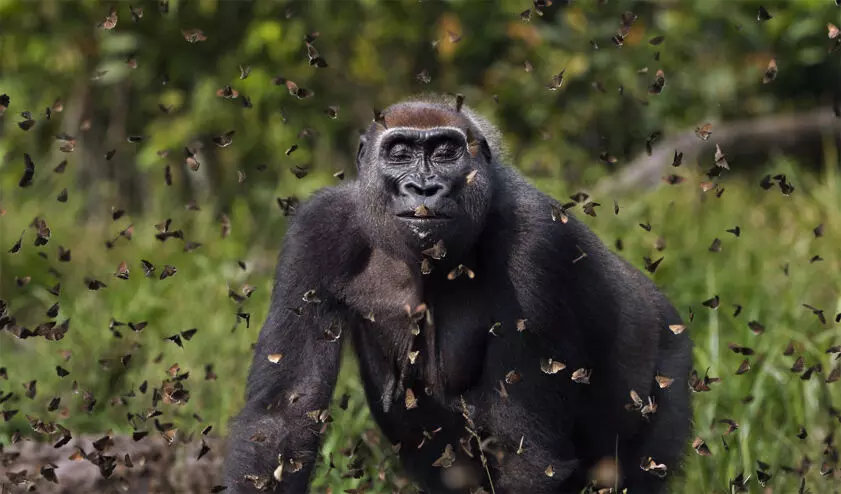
(223, 95), (693, 494)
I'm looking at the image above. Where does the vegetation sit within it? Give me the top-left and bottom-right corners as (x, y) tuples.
(1, 1), (840, 492)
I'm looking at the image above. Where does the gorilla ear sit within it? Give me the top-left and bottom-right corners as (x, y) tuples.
(478, 137), (492, 163)
(467, 128), (493, 163)
(355, 134), (368, 171)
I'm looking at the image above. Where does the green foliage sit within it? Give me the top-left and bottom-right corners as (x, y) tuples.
(1, 0), (841, 492)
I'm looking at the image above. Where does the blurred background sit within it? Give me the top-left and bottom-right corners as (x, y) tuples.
(1, 0), (840, 492)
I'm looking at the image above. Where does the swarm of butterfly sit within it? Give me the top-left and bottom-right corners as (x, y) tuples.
(2, 1), (841, 493)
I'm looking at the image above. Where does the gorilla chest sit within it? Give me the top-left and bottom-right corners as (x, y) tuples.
(418, 292), (495, 393)
(353, 277), (517, 412)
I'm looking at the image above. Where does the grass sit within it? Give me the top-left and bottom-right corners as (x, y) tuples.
(1, 156), (840, 493)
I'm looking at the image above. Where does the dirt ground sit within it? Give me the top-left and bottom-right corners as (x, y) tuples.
(0, 434), (225, 493)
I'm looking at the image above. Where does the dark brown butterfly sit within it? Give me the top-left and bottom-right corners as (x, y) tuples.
(447, 30), (462, 44)
(648, 70), (666, 95)
(19, 153), (35, 187)
(84, 277), (107, 290)
(762, 58), (778, 84)
(284, 80), (314, 99)
(160, 264), (177, 280)
(727, 343), (755, 356)
(643, 256), (663, 273)
(216, 84), (239, 99)
(695, 123), (713, 141)
(645, 131), (662, 155)
(756, 6), (772, 22)
(183, 28), (207, 43)
(97, 7), (118, 30)
(18, 116), (35, 131)
(305, 42), (328, 67)
(184, 147), (200, 171)
(31, 217), (51, 246)
(671, 150), (684, 167)
(129, 4), (143, 22)
(212, 130), (236, 148)
(8, 231), (24, 254)
(570, 192), (589, 203)
(662, 174), (685, 185)
(114, 261), (130, 280)
(111, 207), (125, 221)
(582, 202), (600, 217)
(599, 151), (618, 164)
(276, 197), (299, 217)
(546, 70), (565, 91)
(826, 366), (840, 384)
(140, 260), (155, 278)
(56, 133), (77, 152)
(759, 174), (774, 190)
(291, 164), (310, 179)
(455, 94), (465, 113)
(125, 54), (138, 69)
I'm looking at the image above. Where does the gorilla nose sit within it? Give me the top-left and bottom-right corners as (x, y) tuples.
(400, 180), (448, 199)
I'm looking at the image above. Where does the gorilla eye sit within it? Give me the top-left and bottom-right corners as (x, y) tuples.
(387, 144), (414, 163)
(431, 143), (463, 161)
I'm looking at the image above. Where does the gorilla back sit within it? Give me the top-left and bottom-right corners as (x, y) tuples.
(223, 95), (693, 494)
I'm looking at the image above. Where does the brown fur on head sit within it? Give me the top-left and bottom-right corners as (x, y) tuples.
(383, 104), (474, 130)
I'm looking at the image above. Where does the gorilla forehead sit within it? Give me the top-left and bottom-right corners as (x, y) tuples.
(382, 101), (473, 131)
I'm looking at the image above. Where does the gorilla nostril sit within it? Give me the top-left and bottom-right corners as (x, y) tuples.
(400, 182), (424, 197)
(401, 181), (444, 198)
(423, 184), (443, 197)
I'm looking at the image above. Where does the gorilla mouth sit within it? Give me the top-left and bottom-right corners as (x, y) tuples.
(396, 211), (451, 221)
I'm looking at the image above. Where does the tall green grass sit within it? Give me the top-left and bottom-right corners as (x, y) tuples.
(1, 158), (840, 493)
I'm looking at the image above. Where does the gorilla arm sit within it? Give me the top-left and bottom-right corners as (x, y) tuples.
(468, 335), (585, 494)
(457, 206), (592, 494)
(223, 194), (352, 494)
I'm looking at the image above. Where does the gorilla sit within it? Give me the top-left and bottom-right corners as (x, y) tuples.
(223, 94), (693, 494)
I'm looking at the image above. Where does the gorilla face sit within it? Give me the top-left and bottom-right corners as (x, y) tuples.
(356, 103), (494, 263)
(382, 128), (471, 239)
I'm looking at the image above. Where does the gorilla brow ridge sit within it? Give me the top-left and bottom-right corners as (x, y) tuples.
(374, 126), (468, 155)
(392, 93), (507, 161)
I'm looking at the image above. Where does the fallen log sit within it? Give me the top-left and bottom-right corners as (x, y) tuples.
(592, 106), (841, 198)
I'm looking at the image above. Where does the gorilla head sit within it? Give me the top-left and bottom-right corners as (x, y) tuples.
(355, 98), (498, 264)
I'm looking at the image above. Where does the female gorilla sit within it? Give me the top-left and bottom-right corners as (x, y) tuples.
(222, 94), (693, 494)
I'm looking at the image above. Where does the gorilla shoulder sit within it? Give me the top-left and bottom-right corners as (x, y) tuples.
(278, 184), (367, 282)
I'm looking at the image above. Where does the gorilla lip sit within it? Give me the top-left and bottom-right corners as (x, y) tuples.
(396, 211), (450, 221)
